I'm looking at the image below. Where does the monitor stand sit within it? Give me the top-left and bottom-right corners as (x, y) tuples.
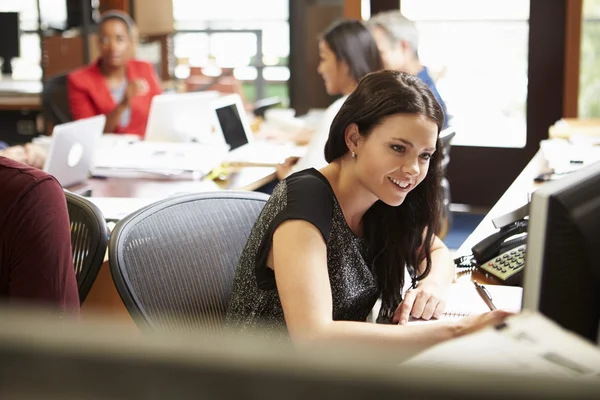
(1, 58), (13, 75)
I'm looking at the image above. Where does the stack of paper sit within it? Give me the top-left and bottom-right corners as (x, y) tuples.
(405, 311), (600, 378)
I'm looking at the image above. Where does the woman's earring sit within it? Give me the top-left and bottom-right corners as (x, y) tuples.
(351, 151), (356, 159)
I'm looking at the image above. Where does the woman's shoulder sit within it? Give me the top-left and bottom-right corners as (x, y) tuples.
(285, 168), (334, 199)
(127, 59), (156, 74)
(67, 60), (101, 86)
(273, 169), (336, 230)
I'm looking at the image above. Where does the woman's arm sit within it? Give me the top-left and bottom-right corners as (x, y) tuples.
(67, 77), (97, 121)
(272, 220), (505, 356)
(102, 101), (128, 133)
(393, 235), (455, 324)
(103, 79), (149, 133)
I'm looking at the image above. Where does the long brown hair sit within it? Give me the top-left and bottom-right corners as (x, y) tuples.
(324, 70), (445, 315)
(321, 19), (383, 83)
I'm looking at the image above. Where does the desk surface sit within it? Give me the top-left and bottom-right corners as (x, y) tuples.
(73, 166), (276, 198)
(0, 78), (42, 110)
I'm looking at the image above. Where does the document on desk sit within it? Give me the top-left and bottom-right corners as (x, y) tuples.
(404, 311), (600, 378)
(409, 281), (523, 323)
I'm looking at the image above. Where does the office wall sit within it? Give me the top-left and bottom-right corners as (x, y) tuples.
(289, 0), (343, 115)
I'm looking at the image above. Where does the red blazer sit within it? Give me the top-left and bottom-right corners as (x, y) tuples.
(67, 59), (162, 137)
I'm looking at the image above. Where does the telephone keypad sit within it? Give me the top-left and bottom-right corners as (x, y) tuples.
(479, 244), (526, 283)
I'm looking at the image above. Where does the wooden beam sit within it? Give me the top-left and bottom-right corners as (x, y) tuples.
(344, 0), (362, 20)
(563, 0), (582, 118)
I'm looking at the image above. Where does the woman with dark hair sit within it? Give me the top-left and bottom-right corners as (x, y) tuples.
(67, 10), (162, 137)
(276, 19), (383, 179)
(226, 70), (509, 352)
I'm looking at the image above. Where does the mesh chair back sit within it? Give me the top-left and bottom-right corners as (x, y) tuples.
(64, 191), (109, 303)
(109, 191), (269, 334)
(42, 73), (73, 126)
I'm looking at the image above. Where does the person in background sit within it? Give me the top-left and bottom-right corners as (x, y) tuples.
(0, 156), (80, 315)
(275, 19), (384, 180)
(0, 141), (46, 169)
(367, 11), (449, 128)
(226, 70), (509, 351)
(67, 10), (162, 137)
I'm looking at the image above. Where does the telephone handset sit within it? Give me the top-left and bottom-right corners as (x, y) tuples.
(471, 219), (528, 286)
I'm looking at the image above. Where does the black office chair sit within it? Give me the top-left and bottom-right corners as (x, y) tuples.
(42, 73), (73, 127)
(64, 190), (108, 303)
(109, 191), (270, 334)
(438, 127), (456, 239)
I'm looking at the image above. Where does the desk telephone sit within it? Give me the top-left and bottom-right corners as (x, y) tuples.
(457, 204), (530, 286)
(471, 219), (528, 286)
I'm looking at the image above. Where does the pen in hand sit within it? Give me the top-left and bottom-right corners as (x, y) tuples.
(473, 281), (497, 311)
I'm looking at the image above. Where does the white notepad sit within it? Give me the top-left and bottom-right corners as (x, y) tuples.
(410, 281), (523, 323)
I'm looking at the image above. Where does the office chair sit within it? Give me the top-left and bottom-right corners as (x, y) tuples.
(42, 73), (73, 127)
(438, 127), (456, 239)
(64, 190), (109, 303)
(108, 191), (270, 334)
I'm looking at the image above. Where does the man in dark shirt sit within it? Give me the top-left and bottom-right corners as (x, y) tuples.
(0, 156), (79, 314)
(367, 11), (449, 128)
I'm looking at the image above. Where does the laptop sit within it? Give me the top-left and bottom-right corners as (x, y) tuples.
(43, 115), (106, 187)
(145, 91), (220, 143)
(210, 94), (305, 166)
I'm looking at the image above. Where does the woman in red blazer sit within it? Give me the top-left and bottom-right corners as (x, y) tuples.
(67, 11), (162, 138)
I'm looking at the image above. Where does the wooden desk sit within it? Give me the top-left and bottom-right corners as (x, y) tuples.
(0, 78), (42, 111)
(0, 95), (41, 111)
(0, 79), (43, 145)
(72, 166), (276, 198)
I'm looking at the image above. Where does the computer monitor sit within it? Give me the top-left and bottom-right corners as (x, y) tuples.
(0, 12), (20, 75)
(522, 161), (600, 344)
(0, 306), (599, 399)
(212, 93), (254, 151)
(145, 91), (220, 143)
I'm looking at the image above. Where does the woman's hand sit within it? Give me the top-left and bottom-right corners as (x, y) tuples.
(0, 145), (27, 164)
(24, 143), (47, 169)
(121, 78), (149, 107)
(393, 281), (448, 325)
(276, 156), (299, 181)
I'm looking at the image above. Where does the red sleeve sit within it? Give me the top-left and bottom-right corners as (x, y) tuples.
(146, 62), (163, 97)
(7, 178), (80, 315)
(67, 74), (97, 121)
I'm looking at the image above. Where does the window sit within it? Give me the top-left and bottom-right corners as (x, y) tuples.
(401, 0), (530, 148)
(0, 0), (67, 80)
(580, 0), (600, 117)
(172, 0), (289, 104)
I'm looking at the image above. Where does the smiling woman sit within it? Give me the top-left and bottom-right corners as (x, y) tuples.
(225, 70), (510, 355)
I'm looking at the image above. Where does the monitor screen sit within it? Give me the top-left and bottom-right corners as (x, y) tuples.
(0, 12), (20, 65)
(522, 161), (600, 344)
(215, 103), (249, 151)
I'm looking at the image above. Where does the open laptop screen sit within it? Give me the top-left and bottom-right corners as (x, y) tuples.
(215, 104), (249, 151)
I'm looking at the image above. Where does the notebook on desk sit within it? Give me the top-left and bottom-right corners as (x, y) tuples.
(410, 281), (523, 323)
